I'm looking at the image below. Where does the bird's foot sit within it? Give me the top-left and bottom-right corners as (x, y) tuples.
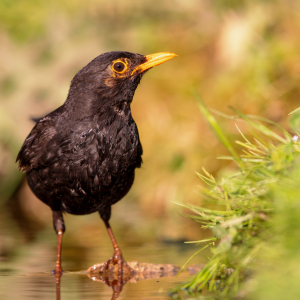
(99, 249), (135, 275)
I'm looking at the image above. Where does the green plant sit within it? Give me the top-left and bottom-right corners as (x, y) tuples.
(170, 93), (300, 299)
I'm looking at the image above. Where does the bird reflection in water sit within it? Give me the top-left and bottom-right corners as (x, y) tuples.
(54, 272), (131, 300)
(54, 261), (180, 300)
(86, 271), (134, 300)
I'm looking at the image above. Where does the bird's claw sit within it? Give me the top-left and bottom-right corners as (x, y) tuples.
(99, 251), (135, 275)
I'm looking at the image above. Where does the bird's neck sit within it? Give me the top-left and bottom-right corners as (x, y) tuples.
(64, 89), (134, 121)
(63, 73), (141, 120)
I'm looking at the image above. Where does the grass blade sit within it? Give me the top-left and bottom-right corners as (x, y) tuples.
(192, 90), (245, 169)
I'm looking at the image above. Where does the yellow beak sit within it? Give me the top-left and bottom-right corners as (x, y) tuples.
(131, 52), (177, 75)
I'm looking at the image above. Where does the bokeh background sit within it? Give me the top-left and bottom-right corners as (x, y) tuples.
(1, 0), (300, 273)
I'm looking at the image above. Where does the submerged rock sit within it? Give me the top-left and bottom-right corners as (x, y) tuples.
(86, 261), (180, 282)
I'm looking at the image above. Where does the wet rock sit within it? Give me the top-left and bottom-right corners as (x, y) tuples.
(86, 261), (180, 282)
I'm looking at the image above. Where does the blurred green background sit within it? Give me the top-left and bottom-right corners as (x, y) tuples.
(1, 0), (300, 271)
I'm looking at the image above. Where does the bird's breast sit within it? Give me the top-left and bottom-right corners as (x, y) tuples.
(27, 111), (142, 214)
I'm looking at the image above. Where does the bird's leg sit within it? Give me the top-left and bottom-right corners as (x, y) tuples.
(53, 210), (65, 275)
(103, 220), (134, 275)
(99, 208), (134, 275)
(55, 230), (64, 274)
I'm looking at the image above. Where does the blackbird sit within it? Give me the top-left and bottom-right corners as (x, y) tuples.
(16, 51), (177, 275)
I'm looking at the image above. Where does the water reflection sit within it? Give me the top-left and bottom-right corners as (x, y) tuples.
(55, 273), (62, 300)
(54, 269), (132, 300)
(1, 236), (206, 299)
(0, 267), (193, 299)
(54, 261), (182, 300)
(86, 272), (131, 300)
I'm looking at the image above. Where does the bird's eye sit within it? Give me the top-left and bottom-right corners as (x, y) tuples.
(112, 61), (126, 73)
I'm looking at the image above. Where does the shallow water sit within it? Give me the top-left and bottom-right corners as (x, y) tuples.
(1, 195), (209, 299)
(1, 271), (192, 299)
(1, 239), (205, 299)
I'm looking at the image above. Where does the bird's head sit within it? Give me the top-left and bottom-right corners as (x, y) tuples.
(65, 51), (177, 115)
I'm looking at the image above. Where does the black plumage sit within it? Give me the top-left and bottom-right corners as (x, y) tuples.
(16, 51), (176, 274)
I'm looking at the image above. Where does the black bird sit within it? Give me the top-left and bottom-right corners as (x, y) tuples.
(16, 51), (177, 275)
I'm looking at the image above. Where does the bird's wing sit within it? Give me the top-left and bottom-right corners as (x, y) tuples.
(16, 105), (66, 172)
(16, 117), (58, 172)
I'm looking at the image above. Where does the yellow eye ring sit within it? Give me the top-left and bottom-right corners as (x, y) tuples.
(112, 60), (127, 74)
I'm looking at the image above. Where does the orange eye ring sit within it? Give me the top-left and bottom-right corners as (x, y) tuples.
(112, 60), (127, 74)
